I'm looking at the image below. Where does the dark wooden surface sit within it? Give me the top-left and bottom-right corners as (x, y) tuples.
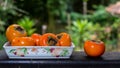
(1, 50), (120, 68)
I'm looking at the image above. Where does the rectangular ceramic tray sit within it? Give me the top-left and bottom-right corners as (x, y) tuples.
(3, 42), (75, 59)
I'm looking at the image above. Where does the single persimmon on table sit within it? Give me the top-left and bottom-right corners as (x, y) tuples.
(84, 40), (105, 57)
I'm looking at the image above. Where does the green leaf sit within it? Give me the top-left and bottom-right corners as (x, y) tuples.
(28, 29), (36, 36)
(17, 16), (36, 36)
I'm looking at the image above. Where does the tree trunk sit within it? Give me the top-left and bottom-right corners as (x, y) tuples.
(47, 11), (55, 33)
(83, 1), (87, 17)
(67, 12), (71, 33)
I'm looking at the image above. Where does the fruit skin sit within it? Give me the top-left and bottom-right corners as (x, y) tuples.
(56, 32), (71, 46)
(39, 33), (58, 46)
(11, 37), (35, 46)
(84, 40), (105, 57)
(6, 24), (27, 42)
(31, 33), (41, 46)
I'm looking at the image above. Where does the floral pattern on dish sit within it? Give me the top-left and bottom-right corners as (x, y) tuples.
(9, 48), (27, 57)
(9, 47), (70, 57)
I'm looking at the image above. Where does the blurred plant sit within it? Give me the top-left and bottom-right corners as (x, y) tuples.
(112, 18), (120, 29)
(0, 20), (5, 33)
(109, 0), (119, 4)
(0, 0), (17, 21)
(112, 18), (120, 51)
(0, 0), (28, 36)
(15, 0), (74, 33)
(68, 19), (100, 50)
(0, 0), (17, 34)
(0, 33), (7, 50)
(17, 16), (36, 36)
(46, 0), (69, 32)
(69, 5), (116, 25)
(102, 23), (117, 51)
(89, 5), (116, 24)
(0, 0), (27, 22)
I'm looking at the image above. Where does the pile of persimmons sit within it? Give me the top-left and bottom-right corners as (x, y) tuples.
(5, 24), (71, 46)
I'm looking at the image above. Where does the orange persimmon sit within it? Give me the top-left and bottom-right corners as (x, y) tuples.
(31, 33), (41, 46)
(84, 40), (105, 57)
(6, 24), (27, 42)
(39, 33), (58, 46)
(11, 37), (35, 46)
(56, 32), (71, 46)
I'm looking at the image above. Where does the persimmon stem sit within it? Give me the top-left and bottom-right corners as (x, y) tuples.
(57, 34), (63, 39)
(48, 36), (57, 46)
(91, 40), (101, 43)
(15, 26), (25, 34)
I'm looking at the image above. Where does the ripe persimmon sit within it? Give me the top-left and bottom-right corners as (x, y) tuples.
(84, 40), (105, 57)
(6, 24), (27, 42)
(56, 32), (71, 46)
(39, 33), (58, 46)
(11, 37), (35, 46)
(31, 33), (41, 46)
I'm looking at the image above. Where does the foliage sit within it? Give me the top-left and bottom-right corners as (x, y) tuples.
(90, 5), (109, 22)
(0, 0), (27, 22)
(67, 5), (116, 26)
(0, 0), (28, 34)
(0, 20), (5, 33)
(70, 5), (116, 25)
(0, 0), (17, 21)
(16, 0), (72, 33)
(112, 18), (120, 29)
(0, 34), (7, 50)
(109, 0), (119, 4)
(17, 16), (36, 36)
(15, 0), (70, 21)
(87, 5), (116, 25)
(68, 20), (100, 50)
(0, 0), (17, 33)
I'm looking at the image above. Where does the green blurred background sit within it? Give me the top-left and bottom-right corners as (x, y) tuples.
(0, 0), (120, 51)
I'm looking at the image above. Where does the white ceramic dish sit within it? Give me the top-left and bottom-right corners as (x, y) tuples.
(3, 42), (75, 59)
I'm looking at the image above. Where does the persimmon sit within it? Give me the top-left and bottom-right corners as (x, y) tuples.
(39, 33), (58, 46)
(11, 37), (35, 46)
(84, 40), (105, 57)
(6, 24), (27, 42)
(56, 32), (71, 46)
(31, 33), (41, 46)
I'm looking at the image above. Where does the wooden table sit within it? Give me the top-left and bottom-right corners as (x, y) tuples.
(1, 50), (120, 68)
